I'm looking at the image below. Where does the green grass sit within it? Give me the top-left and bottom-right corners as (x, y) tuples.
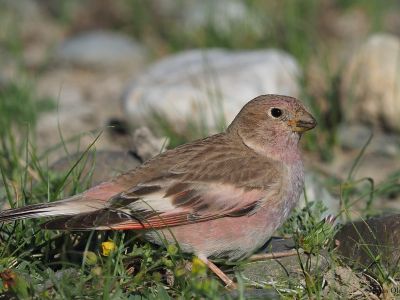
(1, 0), (400, 298)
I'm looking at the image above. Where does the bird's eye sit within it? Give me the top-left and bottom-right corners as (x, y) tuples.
(269, 108), (282, 118)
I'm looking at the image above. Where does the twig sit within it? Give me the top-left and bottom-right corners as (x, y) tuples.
(248, 249), (301, 262)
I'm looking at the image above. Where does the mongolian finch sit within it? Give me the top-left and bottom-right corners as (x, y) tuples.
(0, 94), (316, 287)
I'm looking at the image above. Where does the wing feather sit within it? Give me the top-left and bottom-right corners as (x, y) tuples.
(43, 133), (283, 230)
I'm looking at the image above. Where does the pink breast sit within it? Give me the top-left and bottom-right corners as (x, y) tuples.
(156, 204), (288, 259)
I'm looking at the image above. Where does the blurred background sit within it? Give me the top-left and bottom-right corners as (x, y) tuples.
(1, 0), (400, 218)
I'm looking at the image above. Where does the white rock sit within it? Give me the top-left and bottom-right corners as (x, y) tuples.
(123, 48), (300, 131)
(56, 30), (146, 70)
(341, 33), (400, 132)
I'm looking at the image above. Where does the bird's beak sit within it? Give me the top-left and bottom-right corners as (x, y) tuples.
(288, 111), (317, 132)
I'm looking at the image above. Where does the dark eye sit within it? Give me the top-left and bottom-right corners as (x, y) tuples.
(270, 108), (282, 118)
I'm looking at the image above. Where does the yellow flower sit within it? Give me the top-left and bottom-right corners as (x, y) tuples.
(101, 241), (116, 256)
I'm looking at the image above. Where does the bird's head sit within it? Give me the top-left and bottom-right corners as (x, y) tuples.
(227, 95), (317, 159)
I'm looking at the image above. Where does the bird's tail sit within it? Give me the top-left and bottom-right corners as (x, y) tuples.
(0, 195), (102, 223)
(0, 182), (120, 223)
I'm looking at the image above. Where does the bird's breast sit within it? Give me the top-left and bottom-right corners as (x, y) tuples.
(280, 159), (305, 220)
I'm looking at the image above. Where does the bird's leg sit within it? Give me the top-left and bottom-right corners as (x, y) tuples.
(198, 255), (237, 289)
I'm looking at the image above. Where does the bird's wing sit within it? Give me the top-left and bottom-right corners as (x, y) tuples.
(42, 182), (273, 230)
(43, 136), (283, 230)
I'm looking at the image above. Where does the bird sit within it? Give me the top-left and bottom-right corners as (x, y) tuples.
(0, 94), (316, 288)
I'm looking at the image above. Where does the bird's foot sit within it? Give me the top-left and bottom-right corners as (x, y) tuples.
(198, 255), (237, 290)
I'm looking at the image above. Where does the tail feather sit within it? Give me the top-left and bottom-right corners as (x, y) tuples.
(0, 203), (57, 222)
(41, 209), (136, 230)
(0, 195), (106, 223)
(0, 182), (126, 225)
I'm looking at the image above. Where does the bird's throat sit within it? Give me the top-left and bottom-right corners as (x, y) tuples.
(238, 129), (301, 163)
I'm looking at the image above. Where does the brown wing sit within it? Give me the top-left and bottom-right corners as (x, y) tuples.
(43, 133), (283, 230)
(42, 182), (271, 230)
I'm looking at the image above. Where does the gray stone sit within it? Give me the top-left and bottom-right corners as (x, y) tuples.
(338, 123), (400, 157)
(240, 253), (329, 286)
(35, 75), (93, 159)
(34, 68), (131, 162)
(55, 30), (146, 69)
(123, 48), (300, 132)
(50, 150), (142, 189)
(335, 214), (400, 269)
(48, 127), (166, 189)
(341, 33), (400, 132)
(227, 288), (280, 299)
(238, 237), (327, 291)
(338, 123), (372, 150)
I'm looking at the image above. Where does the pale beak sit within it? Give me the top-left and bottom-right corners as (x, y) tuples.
(288, 112), (317, 133)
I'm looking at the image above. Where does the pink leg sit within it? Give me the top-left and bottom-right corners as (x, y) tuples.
(198, 255), (237, 289)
